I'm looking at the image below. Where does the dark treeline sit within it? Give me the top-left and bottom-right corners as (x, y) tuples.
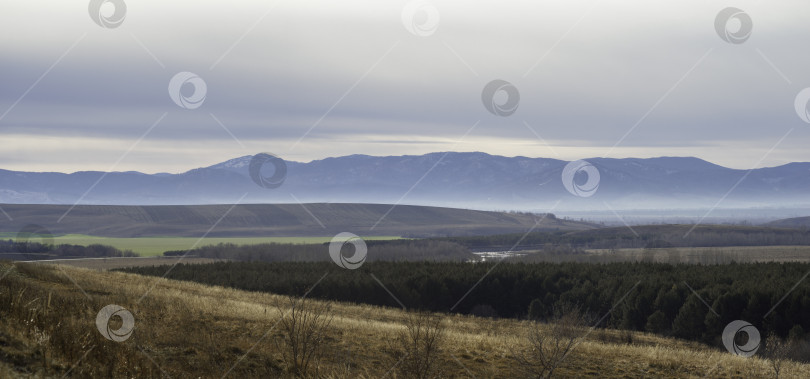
(436, 225), (810, 250)
(162, 239), (473, 262)
(0, 239), (136, 260)
(122, 261), (810, 348)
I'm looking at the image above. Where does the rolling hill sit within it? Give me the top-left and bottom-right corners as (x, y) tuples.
(767, 216), (810, 229)
(2, 262), (808, 378)
(0, 203), (593, 238)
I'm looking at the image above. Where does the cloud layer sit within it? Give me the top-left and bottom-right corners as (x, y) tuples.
(1, 0), (809, 173)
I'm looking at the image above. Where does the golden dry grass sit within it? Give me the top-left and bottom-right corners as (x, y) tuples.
(27, 257), (223, 270)
(1, 262), (809, 378)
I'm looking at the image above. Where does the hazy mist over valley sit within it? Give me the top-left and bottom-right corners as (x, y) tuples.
(3, 152), (810, 225)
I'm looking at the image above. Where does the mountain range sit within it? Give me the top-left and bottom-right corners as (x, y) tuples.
(1, 152), (809, 211)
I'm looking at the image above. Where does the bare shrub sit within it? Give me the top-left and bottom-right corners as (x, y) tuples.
(763, 332), (790, 379)
(390, 310), (446, 379)
(275, 296), (334, 377)
(512, 303), (589, 378)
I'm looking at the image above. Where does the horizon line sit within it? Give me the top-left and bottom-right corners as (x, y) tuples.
(3, 151), (807, 175)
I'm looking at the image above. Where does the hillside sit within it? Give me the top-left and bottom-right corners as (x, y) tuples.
(767, 216), (810, 229)
(0, 203), (593, 238)
(2, 261), (808, 378)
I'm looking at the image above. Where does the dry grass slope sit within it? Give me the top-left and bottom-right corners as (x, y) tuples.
(1, 262), (809, 378)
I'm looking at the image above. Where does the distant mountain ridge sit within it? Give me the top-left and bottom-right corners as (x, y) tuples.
(1, 152), (809, 210)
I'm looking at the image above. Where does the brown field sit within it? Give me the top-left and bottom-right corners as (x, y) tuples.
(1, 261), (809, 378)
(513, 245), (810, 264)
(25, 256), (224, 271)
(595, 246), (810, 263)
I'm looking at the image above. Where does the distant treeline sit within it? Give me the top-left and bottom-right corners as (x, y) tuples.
(122, 261), (810, 347)
(0, 239), (136, 260)
(437, 225), (810, 250)
(162, 239), (473, 262)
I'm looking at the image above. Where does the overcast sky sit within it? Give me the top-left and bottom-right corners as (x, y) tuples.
(2, 0), (809, 173)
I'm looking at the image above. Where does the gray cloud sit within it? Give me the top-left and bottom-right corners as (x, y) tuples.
(1, 0), (809, 173)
